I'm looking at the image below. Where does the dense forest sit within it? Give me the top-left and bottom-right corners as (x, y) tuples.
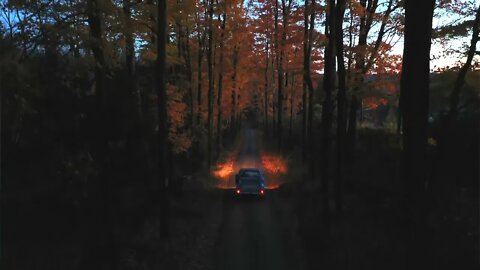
(1, 0), (479, 269)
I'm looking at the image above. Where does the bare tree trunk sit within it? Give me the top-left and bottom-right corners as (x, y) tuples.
(274, 0), (282, 146)
(147, 0), (157, 119)
(396, 92), (402, 142)
(304, 0), (316, 167)
(216, 1), (227, 154)
(264, 41), (270, 135)
(231, 46), (239, 138)
(289, 73), (295, 140)
(335, 0), (347, 212)
(207, 0), (214, 169)
(400, 0), (435, 267)
(430, 5), (479, 242)
(363, 0), (396, 73)
(196, 31), (205, 125)
(184, 24), (194, 126)
(347, 0), (376, 163)
(302, 0), (308, 159)
(197, 41), (203, 124)
(320, 0), (336, 214)
(147, 0), (156, 45)
(123, 0), (141, 118)
(276, 0), (292, 148)
(82, 0), (113, 266)
(449, 5), (480, 118)
(271, 50), (277, 136)
(157, 0), (170, 238)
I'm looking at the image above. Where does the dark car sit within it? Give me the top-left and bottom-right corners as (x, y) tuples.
(235, 168), (266, 196)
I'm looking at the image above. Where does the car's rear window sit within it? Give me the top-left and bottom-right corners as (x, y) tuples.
(241, 170), (260, 177)
(240, 178), (260, 185)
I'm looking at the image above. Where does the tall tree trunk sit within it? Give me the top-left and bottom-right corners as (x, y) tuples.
(146, 0), (157, 119)
(346, 0), (376, 164)
(303, 0), (311, 159)
(304, 0), (316, 167)
(274, 0), (282, 146)
(320, 0), (336, 213)
(363, 0), (396, 73)
(231, 46), (239, 137)
(449, 5), (480, 119)
(431, 5), (480, 240)
(123, 0), (140, 118)
(264, 41), (270, 135)
(196, 29), (205, 125)
(271, 48), (277, 136)
(207, 0), (214, 169)
(216, 2), (227, 155)
(396, 92), (402, 142)
(183, 24), (194, 127)
(82, 0), (113, 267)
(335, 0), (347, 212)
(276, 0), (292, 148)
(157, 0), (170, 238)
(147, 0), (156, 45)
(195, 7), (207, 126)
(289, 73), (295, 140)
(400, 0), (435, 267)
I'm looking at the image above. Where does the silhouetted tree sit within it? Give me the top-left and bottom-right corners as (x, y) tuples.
(303, 0), (315, 162)
(449, 5), (480, 119)
(334, 0), (347, 212)
(157, 0), (170, 238)
(216, 0), (227, 154)
(320, 0), (336, 212)
(81, 0), (113, 267)
(400, 0), (435, 267)
(207, 0), (215, 168)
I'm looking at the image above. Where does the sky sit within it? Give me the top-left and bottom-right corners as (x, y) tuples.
(1, 0), (479, 71)
(358, 0), (480, 72)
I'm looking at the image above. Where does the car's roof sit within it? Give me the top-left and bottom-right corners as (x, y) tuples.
(239, 168), (262, 172)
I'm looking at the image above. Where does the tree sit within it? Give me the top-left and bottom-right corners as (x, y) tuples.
(334, 0), (347, 212)
(274, 0), (281, 145)
(216, 0), (228, 154)
(430, 3), (480, 236)
(264, 40), (270, 135)
(207, 0), (215, 169)
(81, 0), (114, 267)
(157, 0), (169, 238)
(195, 4), (207, 125)
(400, 0), (435, 267)
(448, 5), (480, 119)
(232, 45), (239, 135)
(346, 0), (402, 164)
(303, 0), (315, 161)
(280, 0), (293, 148)
(123, 0), (141, 119)
(319, 0), (336, 213)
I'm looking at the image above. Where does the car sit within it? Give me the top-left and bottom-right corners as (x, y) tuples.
(234, 168), (266, 196)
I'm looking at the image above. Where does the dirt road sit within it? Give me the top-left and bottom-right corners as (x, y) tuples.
(214, 129), (303, 270)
